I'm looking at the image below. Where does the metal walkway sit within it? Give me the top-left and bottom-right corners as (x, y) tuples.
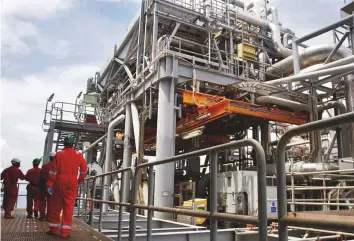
(1, 210), (113, 241)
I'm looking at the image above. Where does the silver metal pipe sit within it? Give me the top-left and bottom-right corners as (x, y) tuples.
(255, 96), (309, 112)
(266, 44), (352, 78)
(102, 114), (125, 213)
(222, 0), (244, 9)
(266, 63), (354, 86)
(344, 75), (354, 157)
(82, 134), (107, 154)
(295, 13), (354, 44)
(276, 111), (354, 241)
(122, 99), (133, 209)
(267, 7), (278, 24)
(210, 151), (218, 241)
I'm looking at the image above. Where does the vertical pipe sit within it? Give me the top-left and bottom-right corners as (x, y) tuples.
(103, 114), (126, 213)
(117, 171), (125, 241)
(210, 151), (218, 241)
(292, 40), (300, 89)
(154, 77), (175, 219)
(260, 121), (270, 155)
(290, 160), (295, 212)
(344, 75), (354, 157)
(89, 178), (97, 227)
(98, 176), (104, 232)
(151, 3), (158, 63)
(146, 167), (154, 241)
(129, 169), (140, 241)
(122, 98), (133, 209)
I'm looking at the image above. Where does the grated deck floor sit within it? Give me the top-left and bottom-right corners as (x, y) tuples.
(1, 209), (113, 241)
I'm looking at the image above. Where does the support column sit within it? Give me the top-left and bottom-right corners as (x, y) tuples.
(44, 121), (55, 163)
(122, 98), (133, 209)
(344, 75), (354, 157)
(154, 77), (175, 219)
(260, 121), (270, 156)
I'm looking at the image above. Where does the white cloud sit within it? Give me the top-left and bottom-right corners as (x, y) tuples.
(1, 18), (39, 56)
(1, 64), (100, 172)
(2, 0), (75, 19)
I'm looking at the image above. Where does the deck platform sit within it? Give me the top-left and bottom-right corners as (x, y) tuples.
(1, 210), (113, 241)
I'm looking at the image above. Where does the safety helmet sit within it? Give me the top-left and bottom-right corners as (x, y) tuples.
(49, 151), (56, 157)
(33, 158), (41, 166)
(11, 158), (21, 165)
(64, 136), (75, 147)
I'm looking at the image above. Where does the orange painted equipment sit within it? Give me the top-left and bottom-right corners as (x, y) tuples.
(25, 167), (41, 217)
(180, 90), (307, 132)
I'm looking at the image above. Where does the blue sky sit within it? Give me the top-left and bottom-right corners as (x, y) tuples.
(0, 0), (347, 173)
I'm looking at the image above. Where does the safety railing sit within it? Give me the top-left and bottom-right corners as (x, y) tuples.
(0, 181), (28, 209)
(287, 168), (354, 212)
(276, 111), (354, 241)
(77, 139), (267, 241)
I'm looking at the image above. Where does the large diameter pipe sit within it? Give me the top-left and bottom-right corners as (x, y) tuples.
(255, 96), (309, 112)
(102, 114), (125, 213)
(266, 63), (354, 86)
(276, 111), (354, 241)
(131, 102), (140, 156)
(122, 100), (133, 208)
(266, 45), (352, 78)
(344, 75), (354, 157)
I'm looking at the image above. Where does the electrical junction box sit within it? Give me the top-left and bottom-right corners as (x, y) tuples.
(236, 42), (256, 60)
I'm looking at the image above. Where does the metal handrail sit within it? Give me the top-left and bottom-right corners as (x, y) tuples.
(77, 139), (267, 241)
(0, 181), (28, 209)
(276, 111), (354, 241)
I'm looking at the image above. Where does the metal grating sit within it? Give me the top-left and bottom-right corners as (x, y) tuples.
(1, 209), (113, 241)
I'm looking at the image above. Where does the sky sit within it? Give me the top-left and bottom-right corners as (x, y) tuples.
(0, 0), (348, 174)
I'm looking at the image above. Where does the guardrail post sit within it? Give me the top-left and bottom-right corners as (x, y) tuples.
(98, 175), (104, 231)
(117, 170), (126, 241)
(146, 167), (155, 241)
(129, 168), (140, 241)
(83, 179), (89, 222)
(210, 151), (218, 241)
(89, 178), (97, 227)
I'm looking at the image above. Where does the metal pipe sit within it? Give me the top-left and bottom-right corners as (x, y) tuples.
(131, 102), (140, 157)
(276, 111), (354, 241)
(287, 186), (354, 191)
(324, 31), (349, 64)
(290, 202), (354, 206)
(283, 216), (354, 233)
(286, 168), (354, 176)
(122, 100), (133, 209)
(255, 96), (309, 112)
(210, 151), (218, 241)
(102, 114), (125, 213)
(146, 167), (154, 241)
(295, 14), (354, 44)
(222, 0), (244, 9)
(344, 75), (354, 157)
(266, 44), (352, 78)
(266, 63), (354, 86)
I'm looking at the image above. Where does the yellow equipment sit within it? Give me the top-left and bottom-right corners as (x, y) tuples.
(177, 198), (207, 225)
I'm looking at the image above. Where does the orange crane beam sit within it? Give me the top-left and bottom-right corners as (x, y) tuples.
(178, 90), (307, 134)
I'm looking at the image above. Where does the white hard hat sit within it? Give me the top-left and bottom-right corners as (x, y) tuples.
(49, 151), (56, 157)
(11, 158), (21, 164)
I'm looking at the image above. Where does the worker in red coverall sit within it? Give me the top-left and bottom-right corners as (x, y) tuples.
(25, 158), (41, 218)
(47, 136), (88, 238)
(38, 151), (55, 221)
(1, 158), (25, 219)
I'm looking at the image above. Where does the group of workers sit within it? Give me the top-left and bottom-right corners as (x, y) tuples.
(1, 136), (88, 238)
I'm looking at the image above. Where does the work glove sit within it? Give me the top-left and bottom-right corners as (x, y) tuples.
(47, 186), (53, 195)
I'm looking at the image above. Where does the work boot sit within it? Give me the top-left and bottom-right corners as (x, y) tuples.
(4, 214), (14, 219)
(26, 215), (32, 219)
(38, 216), (46, 221)
(34, 211), (38, 218)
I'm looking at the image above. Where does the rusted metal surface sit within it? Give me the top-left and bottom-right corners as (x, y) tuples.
(1, 209), (113, 241)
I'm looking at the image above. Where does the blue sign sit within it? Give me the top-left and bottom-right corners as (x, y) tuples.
(271, 202), (276, 212)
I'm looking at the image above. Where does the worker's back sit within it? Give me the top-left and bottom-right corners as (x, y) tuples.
(1, 166), (25, 189)
(54, 148), (86, 180)
(26, 167), (41, 186)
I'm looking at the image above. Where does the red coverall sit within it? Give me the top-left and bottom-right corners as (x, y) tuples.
(25, 167), (41, 216)
(1, 166), (25, 216)
(47, 148), (87, 236)
(39, 161), (53, 219)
